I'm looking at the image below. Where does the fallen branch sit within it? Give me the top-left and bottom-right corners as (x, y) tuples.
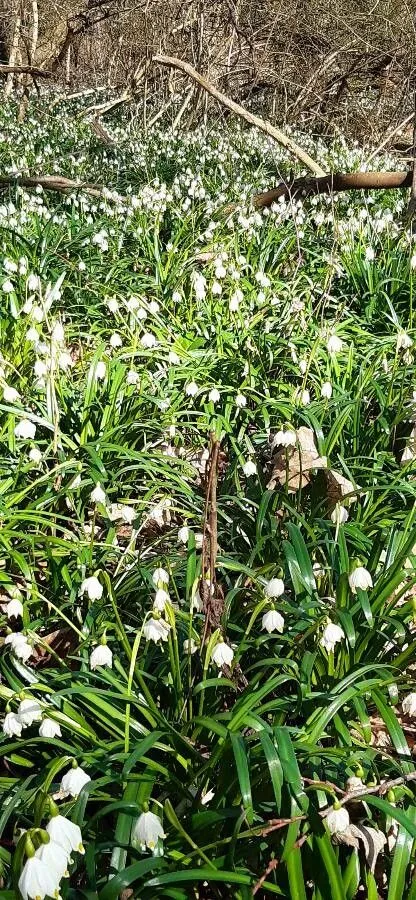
(0, 64), (51, 78)
(153, 54), (326, 178)
(252, 170), (412, 209)
(0, 174), (124, 201)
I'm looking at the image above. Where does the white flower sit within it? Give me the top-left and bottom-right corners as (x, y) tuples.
(168, 350), (180, 365)
(201, 787), (215, 805)
(327, 335), (343, 355)
(60, 351), (75, 371)
(149, 301), (160, 315)
(90, 643), (113, 670)
(27, 273), (39, 291)
(178, 526), (190, 544)
(212, 639), (234, 668)
(141, 332), (157, 349)
(192, 272), (207, 300)
(235, 393), (247, 408)
(26, 327), (40, 344)
(18, 855), (61, 900)
(94, 360), (107, 380)
(39, 718), (62, 738)
(172, 290), (181, 303)
(299, 359), (307, 375)
(208, 388), (220, 403)
(326, 805), (350, 835)
(152, 567), (169, 586)
(5, 631), (26, 648)
(15, 419), (36, 440)
(272, 429), (296, 448)
(262, 610), (285, 633)
(348, 566), (373, 593)
(300, 389), (310, 406)
(185, 381), (198, 397)
(154, 588), (170, 611)
(51, 321), (65, 344)
(345, 776), (364, 793)
(143, 617), (171, 643)
(60, 765), (91, 798)
(243, 459), (257, 476)
(107, 297), (119, 313)
(46, 813), (85, 855)
(34, 359), (48, 379)
(264, 578), (285, 598)
(132, 810), (165, 852)
(80, 576), (103, 601)
(14, 638), (32, 662)
(321, 381), (332, 399)
(2, 279), (14, 293)
(18, 699), (42, 727)
(411, 254), (416, 270)
(3, 385), (20, 403)
(110, 332), (122, 349)
(127, 369), (140, 385)
(365, 246), (375, 262)
(212, 280), (222, 295)
(331, 504), (349, 525)
(31, 305), (44, 323)
(3, 711), (23, 737)
(29, 447), (42, 464)
(397, 332), (413, 351)
(320, 622), (345, 653)
(183, 638), (198, 654)
(402, 692), (416, 717)
(7, 597), (23, 618)
(35, 840), (68, 880)
(107, 503), (136, 524)
(90, 482), (106, 504)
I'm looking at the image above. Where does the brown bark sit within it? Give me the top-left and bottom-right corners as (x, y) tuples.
(252, 170), (413, 209)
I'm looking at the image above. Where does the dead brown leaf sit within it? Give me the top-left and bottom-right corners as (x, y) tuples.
(267, 426), (327, 492)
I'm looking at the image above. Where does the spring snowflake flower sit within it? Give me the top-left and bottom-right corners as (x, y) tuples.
(154, 588), (170, 611)
(107, 503), (136, 524)
(39, 718), (62, 738)
(402, 692), (416, 717)
(110, 332), (122, 348)
(18, 856), (61, 900)
(208, 387), (220, 403)
(172, 290), (181, 303)
(299, 359), (307, 375)
(80, 576), (103, 601)
(4, 631), (27, 649)
(26, 327), (40, 344)
(7, 597), (23, 618)
(212, 639), (234, 668)
(168, 350), (180, 365)
(300, 389), (310, 406)
(127, 369), (140, 385)
(243, 460), (257, 476)
(183, 638), (198, 654)
(51, 321), (65, 344)
(185, 381), (198, 397)
(262, 610), (285, 633)
(143, 617), (171, 643)
(212, 280), (222, 295)
(326, 804), (350, 836)
(60, 764), (91, 798)
(192, 272), (207, 300)
(140, 332), (157, 349)
(152, 567), (169, 586)
(2, 279), (14, 293)
(331, 504), (349, 525)
(178, 526), (189, 544)
(14, 638), (33, 662)
(94, 360), (107, 380)
(46, 813), (85, 855)
(321, 381), (332, 399)
(3, 712), (23, 737)
(35, 841), (68, 881)
(327, 334), (343, 355)
(34, 359), (48, 379)
(273, 429), (296, 448)
(107, 297), (119, 313)
(90, 643), (113, 670)
(3, 385), (20, 402)
(18, 699), (42, 727)
(235, 393), (247, 408)
(396, 331), (413, 351)
(320, 622), (345, 653)
(15, 419), (36, 440)
(132, 810), (165, 852)
(90, 482), (106, 504)
(27, 273), (39, 291)
(264, 578), (285, 598)
(348, 566), (373, 592)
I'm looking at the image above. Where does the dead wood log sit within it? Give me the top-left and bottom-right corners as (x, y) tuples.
(153, 53), (327, 178)
(0, 64), (51, 78)
(0, 174), (125, 201)
(252, 170), (413, 209)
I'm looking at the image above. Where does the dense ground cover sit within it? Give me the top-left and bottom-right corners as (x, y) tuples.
(1, 97), (416, 898)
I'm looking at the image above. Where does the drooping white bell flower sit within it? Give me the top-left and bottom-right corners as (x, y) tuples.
(109, 332), (122, 348)
(132, 810), (165, 852)
(14, 638), (33, 662)
(107, 503), (136, 524)
(80, 576), (103, 601)
(348, 566), (373, 593)
(402, 692), (416, 717)
(272, 429), (296, 448)
(326, 804), (350, 836)
(178, 526), (190, 544)
(264, 578), (285, 598)
(262, 610), (285, 634)
(18, 699), (42, 727)
(152, 568), (169, 586)
(208, 388), (220, 403)
(320, 622), (345, 653)
(18, 855), (61, 900)
(3, 711), (23, 737)
(143, 617), (171, 643)
(3, 384), (20, 403)
(327, 334), (343, 355)
(185, 381), (198, 397)
(35, 840), (68, 880)
(89, 643), (113, 670)
(321, 381), (333, 399)
(397, 332), (413, 351)
(94, 360), (107, 380)
(39, 718), (62, 738)
(235, 393), (247, 408)
(183, 638), (198, 654)
(46, 813), (85, 855)
(29, 447), (42, 465)
(90, 482), (106, 504)
(243, 460), (257, 476)
(140, 332), (157, 349)
(5, 631), (27, 649)
(15, 419), (36, 440)
(331, 504), (349, 525)
(154, 588), (170, 611)
(60, 764), (91, 798)
(6, 597), (23, 618)
(211, 639), (234, 668)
